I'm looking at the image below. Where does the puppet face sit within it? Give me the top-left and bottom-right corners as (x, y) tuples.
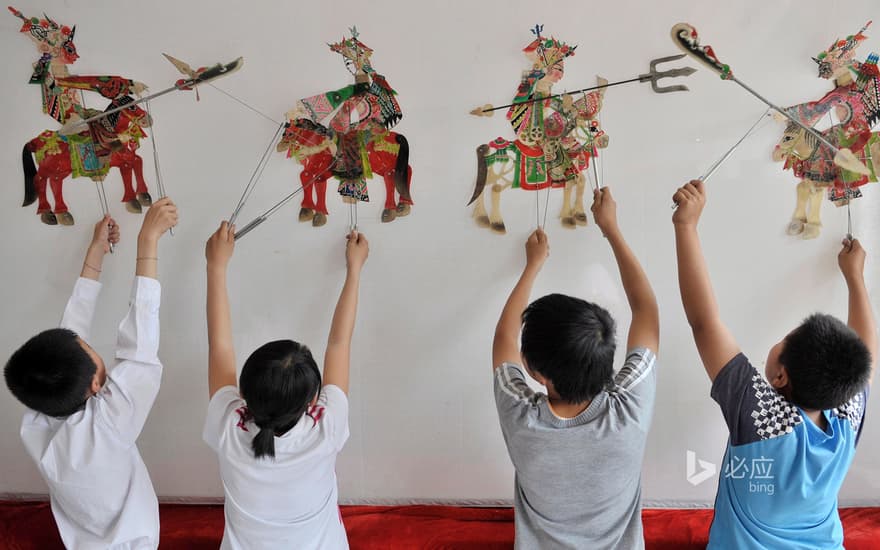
(58, 33), (79, 64)
(544, 61), (565, 83)
(11, 10), (78, 64)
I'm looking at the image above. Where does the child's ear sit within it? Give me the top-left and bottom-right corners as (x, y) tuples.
(90, 373), (102, 396)
(769, 365), (790, 390)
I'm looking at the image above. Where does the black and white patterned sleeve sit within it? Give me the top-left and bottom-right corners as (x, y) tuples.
(710, 353), (803, 447)
(833, 387), (869, 446)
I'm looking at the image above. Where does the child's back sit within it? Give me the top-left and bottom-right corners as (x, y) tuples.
(204, 384), (349, 548)
(495, 348), (656, 549)
(708, 352), (867, 548)
(492, 188), (660, 549)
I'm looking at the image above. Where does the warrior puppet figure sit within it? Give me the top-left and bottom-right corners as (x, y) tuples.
(291, 27), (404, 203)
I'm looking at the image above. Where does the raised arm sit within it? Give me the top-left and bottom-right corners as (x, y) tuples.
(839, 238), (878, 385)
(323, 231), (369, 395)
(206, 221), (238, 398)
(493, 228), (549, 369)
(672, 180), (740, 381)
(592, 187), (659, 353)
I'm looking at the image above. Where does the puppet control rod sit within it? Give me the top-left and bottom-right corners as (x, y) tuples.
(473, 54), (697, 116)
(58, 57), (244, 134)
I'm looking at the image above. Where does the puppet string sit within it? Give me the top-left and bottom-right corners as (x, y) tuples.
(208, 84), (284, 126)
(229, 122), (285, 224)
(79, 91), (111, 217)
(542, 184), (551, 230)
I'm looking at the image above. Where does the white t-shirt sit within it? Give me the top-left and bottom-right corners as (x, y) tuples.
(20, 276), (163, 550)
(203, 384), (350, 550)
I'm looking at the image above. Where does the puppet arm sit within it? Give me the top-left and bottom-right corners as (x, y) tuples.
(56, 75), (146, 99)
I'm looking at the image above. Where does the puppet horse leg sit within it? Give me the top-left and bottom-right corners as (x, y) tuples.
(34, 171), (57, 225)
(396, 165), (413, 216)
(381, 173), (397, 223)
(560, 180), (576, 229)
(117, 161), (143, 214)
(132, 154), (152, 208)
(49, 176), (74, 226)
(573, 173), (588, 226)
(488, 175), (511, 235)
(298, 169), (317, 222)
(803, 180), (825, 240)
(786, 179), (810, 236)
(312, 179), (329, 227)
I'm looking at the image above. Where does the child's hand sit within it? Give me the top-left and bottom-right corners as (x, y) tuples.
(591, 187), (618, 237)
(89, 215), (120, 255)
(839, 238), (866, 283)
(206, 221), (235, 269)
(672, 180), (706, 226)
(138, 197), (178, 243)
(525, 228), (549, 272)
(346, 230), (369, 272)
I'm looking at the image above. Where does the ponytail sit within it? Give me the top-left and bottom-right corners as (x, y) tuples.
(252, 423), (277, 459)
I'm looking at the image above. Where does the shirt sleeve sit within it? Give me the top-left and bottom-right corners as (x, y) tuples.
(711, 353), (803, 446)
(58, 277), (102, 340)
(202, 386), (242, 453)
(315, 385), (350, 451)
(833, 386), (869, 446)
(96, 277), (163, 441)
(494, 363), (539, 417)
(612, 347), (657, 396)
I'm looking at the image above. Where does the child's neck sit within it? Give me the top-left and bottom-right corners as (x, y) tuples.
(802, 409), (829, 432)
(547, 395), (591, 419)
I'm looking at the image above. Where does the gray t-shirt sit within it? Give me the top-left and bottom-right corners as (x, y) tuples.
(494, 348), (657, 550)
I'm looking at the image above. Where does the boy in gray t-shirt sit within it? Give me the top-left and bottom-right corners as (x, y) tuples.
(492, 187), (659, 550)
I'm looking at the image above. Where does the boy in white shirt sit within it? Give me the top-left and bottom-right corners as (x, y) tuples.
(203, 221), (368, 550)
(4, 199), (178, 549)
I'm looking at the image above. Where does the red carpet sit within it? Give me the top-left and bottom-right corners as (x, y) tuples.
(1, 501), (879, 549)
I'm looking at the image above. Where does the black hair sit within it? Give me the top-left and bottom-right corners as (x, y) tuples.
(239, 340), (322, 459)
(520, 294), (616, 403)
(4, 328), (97, 417)
(780, 313), (871, 410)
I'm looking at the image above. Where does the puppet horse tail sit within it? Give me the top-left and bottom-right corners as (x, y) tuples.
(393, 133), (411, 202)
(467, 144), (490, 206)
(22, 142), (38, 207)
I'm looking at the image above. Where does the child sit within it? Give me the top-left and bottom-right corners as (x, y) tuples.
(203, 221), (368, 549)
(672, 179), (876, 549)
(493, 187), (660, 549)
(4, 199), (179, 549)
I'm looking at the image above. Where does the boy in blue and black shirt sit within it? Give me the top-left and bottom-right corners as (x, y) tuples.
(673, 179), (876, 549)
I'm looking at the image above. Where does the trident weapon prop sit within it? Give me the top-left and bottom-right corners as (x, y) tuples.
(58, 57), (244, 134)
(471, 54), (696, 116)
(670, 23), (868, 177)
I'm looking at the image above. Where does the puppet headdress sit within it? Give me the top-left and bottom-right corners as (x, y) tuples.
(8, 6), (74, 47)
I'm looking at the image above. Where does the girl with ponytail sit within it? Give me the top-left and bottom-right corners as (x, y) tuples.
(203, 221), (369, 550)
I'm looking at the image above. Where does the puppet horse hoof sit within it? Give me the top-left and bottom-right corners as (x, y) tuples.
(125, 199), (143, 214)
(381, 208), (397, 223)
(574, 212), (588, 226)
(56, 212), (75, 226)
(298, 208), (315, 222)
(136, 193), (153, 207)
(475, 215), (491, 228)
(803, 222), (821, 240)
(490, 221), (507, 234)
(312, 213), (327, 227)
(396, 203), (411, 217)
(786, 218), (805, 236)
(40, 212), (58, 225)
(561, 216), (576, 229)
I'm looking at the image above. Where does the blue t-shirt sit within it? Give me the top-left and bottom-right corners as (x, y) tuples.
(708, 353), (869, 549)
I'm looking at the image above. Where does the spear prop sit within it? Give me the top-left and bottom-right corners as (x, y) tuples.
(58, 57), (244, 135)
(670, 23), (869, 176)
(471, 54), (696, 116)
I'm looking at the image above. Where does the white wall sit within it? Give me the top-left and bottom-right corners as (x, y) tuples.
(1, 0), (878, 506)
